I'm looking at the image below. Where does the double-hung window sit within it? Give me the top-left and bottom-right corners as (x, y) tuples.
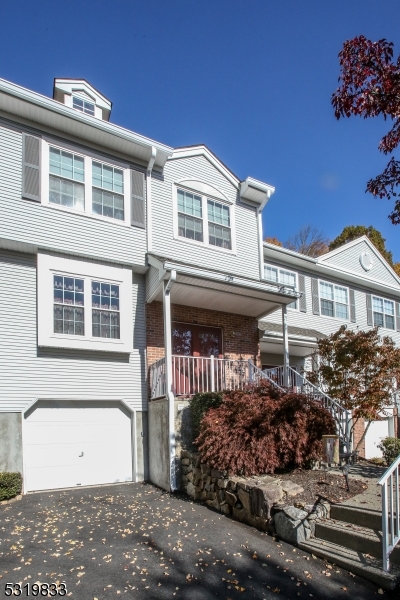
(53, 275), (84, 335)
(207, 200), (231, 249)
(49, 147), (85, 210)
(177, 189), (203, 242)
(176, 187), (233, 251)
(319, 281), (349, 320)
(92, 162), (124, 221)
(372, 296), (395, 330)
(92, 281), (120, 339)
(264, 265), (298, 309)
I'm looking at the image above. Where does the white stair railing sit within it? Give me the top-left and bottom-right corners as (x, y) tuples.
(249, 362), (351, 450)
(378, 455), (400, 572)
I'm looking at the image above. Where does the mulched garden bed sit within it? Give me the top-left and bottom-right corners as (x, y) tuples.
(276, 469), (368, 505)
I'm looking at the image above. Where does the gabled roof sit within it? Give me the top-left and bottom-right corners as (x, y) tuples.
(170, 145), (274, 209)
(263, 236), (400, 296)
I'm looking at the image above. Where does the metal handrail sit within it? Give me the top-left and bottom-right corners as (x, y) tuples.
(378, 454), (400, 572)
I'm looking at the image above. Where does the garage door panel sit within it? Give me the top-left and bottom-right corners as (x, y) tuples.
(24, 402), (133, 492)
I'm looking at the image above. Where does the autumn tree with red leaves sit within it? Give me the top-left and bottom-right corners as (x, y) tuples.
(308, 325), (400, 450)
(332, 35), (400, 224)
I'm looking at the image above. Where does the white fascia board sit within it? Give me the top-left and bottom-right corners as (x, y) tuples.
(0, 78), (173, 168)
(263, 243), (317, 265)
(170, 146), (239, 188)
(240, 177), (275, 211)
(161, 259), (300, 300)
(317, 235), (400, 285)
(263, 240), (400, 296)
(22, 396), (134, 415)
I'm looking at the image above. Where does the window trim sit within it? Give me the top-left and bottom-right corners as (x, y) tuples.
(41, 139), (131, 227)
(319, 279), (350, 321)
(173, 184), (236, 254)
(372, 294), (396, 331)
(264, 263), (298, 310)
(38, 253), (133, 353)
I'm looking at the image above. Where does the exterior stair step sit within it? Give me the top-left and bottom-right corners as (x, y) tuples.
(330, 504), (382, 531)
(298, 538), (400, 591)
(315, 519), (400, 565)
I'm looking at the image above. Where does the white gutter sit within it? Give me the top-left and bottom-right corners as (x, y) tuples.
(146, 147), (157, 252)
(257, 209), (264, 280)
(163, 270), (177, 492)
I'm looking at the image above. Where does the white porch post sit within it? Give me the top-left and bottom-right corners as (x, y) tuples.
(163, 271), (176, 492)
(282, 304), (290, 387)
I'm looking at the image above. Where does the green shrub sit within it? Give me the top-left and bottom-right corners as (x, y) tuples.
(377, 437), (400, 466)
(189, 391), (223, 441)
(196, 385), (336, 476)
(0, 472), (22, 501)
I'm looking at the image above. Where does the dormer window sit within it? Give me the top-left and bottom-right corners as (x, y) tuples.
(72, 96), (95, 116)
(53, 79), (112, 121)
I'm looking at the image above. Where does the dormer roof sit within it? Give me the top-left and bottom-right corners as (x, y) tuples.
(53, 78), (112, 121)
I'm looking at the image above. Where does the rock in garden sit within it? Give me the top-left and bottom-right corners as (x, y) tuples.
(274, 506), (310, 544)
(281, 480), (304, 497)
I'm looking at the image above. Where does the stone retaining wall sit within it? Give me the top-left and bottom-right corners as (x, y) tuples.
(181, 450), (330, 544)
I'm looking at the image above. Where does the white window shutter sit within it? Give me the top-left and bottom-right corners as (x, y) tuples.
(131, 169), (145, 228)
(298, 274), (307, 313)
(349, 289), (356, 322)
(311, 278), (319, 315)
(396, 302), (400, 332)
(366, 294), (373, 326)
(22, 133), (41, 201)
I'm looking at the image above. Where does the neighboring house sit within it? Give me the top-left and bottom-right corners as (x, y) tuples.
(261, 237), (400, 458)
(0, 76), (298, 494)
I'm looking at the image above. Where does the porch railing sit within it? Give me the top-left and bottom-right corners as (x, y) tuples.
(149, 356), (351, 449)
(378, 455), (400, 572)
(249, 362), (351, 450)
(149, 355), (251, 399)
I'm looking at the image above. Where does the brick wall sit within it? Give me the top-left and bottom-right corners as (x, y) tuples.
(147, 301), (261, 367)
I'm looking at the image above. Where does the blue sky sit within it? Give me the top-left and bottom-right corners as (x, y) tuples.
(1, 1), (400, 258)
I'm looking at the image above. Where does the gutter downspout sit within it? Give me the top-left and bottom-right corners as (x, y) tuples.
(257, 208), (264, 280)
(163, 270), (177, 492)
(146, 146), (157, 253)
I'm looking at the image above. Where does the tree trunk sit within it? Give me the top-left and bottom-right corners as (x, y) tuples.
(353, 419), (372, 452)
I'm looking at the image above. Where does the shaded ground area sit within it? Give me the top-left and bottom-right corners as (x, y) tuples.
(276, 471), (368, 505)
(0, 482), (396, 599)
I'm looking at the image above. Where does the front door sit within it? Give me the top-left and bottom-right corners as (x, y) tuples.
(172, 323), (223, 394)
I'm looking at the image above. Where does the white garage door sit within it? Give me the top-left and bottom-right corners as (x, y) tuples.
(24, 401), (133, 492)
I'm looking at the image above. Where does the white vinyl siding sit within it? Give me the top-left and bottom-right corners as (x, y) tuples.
(0, 124), (146, 268)
(0, 250), (147, 413)
(264, 264), (297, 309)
(319, 281), (349, 320)
(372, 296), (395, 330)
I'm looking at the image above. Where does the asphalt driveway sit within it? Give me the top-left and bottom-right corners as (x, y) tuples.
(0, 482), (395, 599)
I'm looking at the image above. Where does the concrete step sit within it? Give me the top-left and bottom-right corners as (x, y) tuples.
(315, 519), (400, 565)
(330, 504), (382, 530)
(298, 538), (400, 591)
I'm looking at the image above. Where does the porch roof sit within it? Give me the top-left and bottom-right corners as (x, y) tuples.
(259, 321), (326, 357)
(147, 255), (300, 319)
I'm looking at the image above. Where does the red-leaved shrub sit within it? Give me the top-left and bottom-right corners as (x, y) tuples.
(196, 384), (336, 476)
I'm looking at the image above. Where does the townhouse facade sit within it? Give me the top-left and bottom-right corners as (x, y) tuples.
(0, 77), (298, 494)
(261, 237), (400, 458)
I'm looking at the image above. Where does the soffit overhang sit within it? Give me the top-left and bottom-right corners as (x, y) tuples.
(0, 78), (173, 168)
(147, 255), (300, 318)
